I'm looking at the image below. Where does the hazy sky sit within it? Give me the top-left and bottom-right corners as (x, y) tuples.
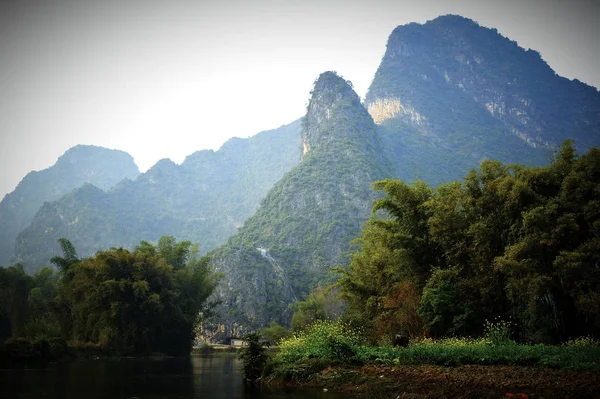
(0, 0), (598, 198)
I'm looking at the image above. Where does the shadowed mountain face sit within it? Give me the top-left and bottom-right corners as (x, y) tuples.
(0, 145), (139, 265)
(366, 15), (600, 186)
(205, 72), (393, 340)
(13, 121), (301, 270)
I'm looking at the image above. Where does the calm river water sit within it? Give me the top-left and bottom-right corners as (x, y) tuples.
(0, 355), (350, 399)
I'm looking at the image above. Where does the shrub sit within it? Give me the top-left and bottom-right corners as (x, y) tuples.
(47, 337), (67, 358)
(4, 337), (35, 358)
(239, 333), (268, 384)
(564, 336), (599, 347)
(261, 321), (291, 345)
(276, 320), (362, 363)
(483, 317), (514, 345)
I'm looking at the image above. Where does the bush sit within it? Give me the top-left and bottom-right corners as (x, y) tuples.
(261, 321), (291, 345)
(276, 320), (362, 363)
(483, 317), (514, 345)
(355, 337), (600, 371)
(4, 337), (35, 358)
(564, 336), (599, 347)
(239, 333), (268, 384)
(47, 337), (67, 358)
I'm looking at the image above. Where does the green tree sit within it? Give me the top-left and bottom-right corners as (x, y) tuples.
(50, 238), (80, 274)
(52, 236), (219, 354)
(338, 180), (435, 343)
(239, 332), (268, 384)
(291, 285), (343, 332)
(340, 141), (600, 343)
(261, 321), (291, 345)
(0, 264), (32, 338)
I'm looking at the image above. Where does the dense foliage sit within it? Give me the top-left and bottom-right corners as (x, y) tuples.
(0, 265), (59, 341)
(290, 285), (344, 332)
(339, 141), (600, 344)
(0, 236), (219, 355)
(266, 320), (600, 387)
(239, 332), (269, 384)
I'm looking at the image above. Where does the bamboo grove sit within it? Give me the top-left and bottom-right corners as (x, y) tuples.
(0, 236), (220, 355)
(338, 141), (600, 344)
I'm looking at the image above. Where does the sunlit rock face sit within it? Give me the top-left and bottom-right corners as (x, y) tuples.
(366, 15), (600, 159)
(301, 71), (380, 157)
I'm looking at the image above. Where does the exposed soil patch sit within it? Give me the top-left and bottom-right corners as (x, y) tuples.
(271, 364), (600, 398)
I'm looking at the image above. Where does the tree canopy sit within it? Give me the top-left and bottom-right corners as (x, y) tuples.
(1, 236), (220, 355)
(339, 141), (600, 344)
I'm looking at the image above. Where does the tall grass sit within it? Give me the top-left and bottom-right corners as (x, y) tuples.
(355, 336), (600, 370)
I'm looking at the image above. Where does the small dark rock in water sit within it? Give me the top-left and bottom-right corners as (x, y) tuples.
(393, 334), (409, 348)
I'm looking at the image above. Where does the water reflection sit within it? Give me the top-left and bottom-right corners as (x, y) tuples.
(0, 355), (347, 399)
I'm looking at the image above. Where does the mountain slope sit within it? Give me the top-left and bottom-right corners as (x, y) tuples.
(0, 145), (139, 265)
(14, 121), (302, 269)
(366, 15), (600, 185)
(206, 72), (393, 340)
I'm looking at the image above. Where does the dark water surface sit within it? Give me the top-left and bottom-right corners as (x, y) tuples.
(0, 355), (349, 399)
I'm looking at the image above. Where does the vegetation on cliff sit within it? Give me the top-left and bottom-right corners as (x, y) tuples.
(0, 145), (140, 266)
(13, 121), (301, 269)
(367, 15), (600, 186)
(206, 72), (393, 339)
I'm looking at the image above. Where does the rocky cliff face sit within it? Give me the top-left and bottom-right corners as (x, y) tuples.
(0, 145), (139, 266)
(366, 15), (600, 184)
(205, 72), (393, 341)
(14, 121), (301, 269)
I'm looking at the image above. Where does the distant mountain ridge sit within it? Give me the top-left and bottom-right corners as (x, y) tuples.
(0, 145), (139, 265)
(367, 14), (599, 185)
(13, 122), (301, 269)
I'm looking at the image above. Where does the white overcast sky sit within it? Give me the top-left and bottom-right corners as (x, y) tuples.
(0, 0), (598, 198)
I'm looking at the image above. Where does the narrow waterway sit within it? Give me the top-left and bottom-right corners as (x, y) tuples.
(0, 355), (348, 399)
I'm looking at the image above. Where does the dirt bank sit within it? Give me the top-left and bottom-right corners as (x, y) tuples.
(270, 364), (600, 398)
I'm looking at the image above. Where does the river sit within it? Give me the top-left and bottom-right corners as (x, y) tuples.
(0, 355), (349, 398)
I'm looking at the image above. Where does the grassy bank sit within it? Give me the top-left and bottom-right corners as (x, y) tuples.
(261, 321), (600, 398)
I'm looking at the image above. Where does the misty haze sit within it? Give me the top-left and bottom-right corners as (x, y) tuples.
(1, 2), (599, 398)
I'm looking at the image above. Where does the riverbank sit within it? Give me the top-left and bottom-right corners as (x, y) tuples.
(260, 321), (600, 398)
(267, 363), (600, 398)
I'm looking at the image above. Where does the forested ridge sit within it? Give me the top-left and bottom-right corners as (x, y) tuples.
(11, 121), (301, 270)
(367, 15), (600, 186)
(0, 145), (140, 266)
